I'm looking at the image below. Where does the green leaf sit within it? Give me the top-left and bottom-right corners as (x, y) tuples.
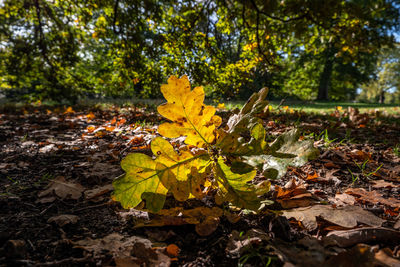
(213, 157), (260, 210)
(244, 129), (319, 179)
(112, 153), (168, 212)
(113, 137), (211, 212)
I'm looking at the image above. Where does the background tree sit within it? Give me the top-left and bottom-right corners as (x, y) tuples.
(358, 45), (400, 103)
(0, 0), (399, 102)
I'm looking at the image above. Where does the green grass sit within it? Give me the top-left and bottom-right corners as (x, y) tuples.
(269, 101), (400, 114)
(215, 100), (400, 114)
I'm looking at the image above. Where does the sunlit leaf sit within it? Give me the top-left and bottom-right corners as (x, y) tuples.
(213, 157), (260, 210)
(157, 75), (222, 147)
(112, 153), (168, 212)
(244, 129), (319, 179)
(113, 137), (211, 212)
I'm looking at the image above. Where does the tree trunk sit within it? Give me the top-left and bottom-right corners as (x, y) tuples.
(317, 47), (335, 101)
(379, 90), (385, 104)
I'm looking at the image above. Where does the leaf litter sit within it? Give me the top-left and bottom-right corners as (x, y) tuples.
(1, 98), (400, 266)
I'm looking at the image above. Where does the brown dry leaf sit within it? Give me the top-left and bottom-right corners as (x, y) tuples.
(38, 176), (85, 200)
(275, 178), (318, 208)
(374, 248), (400, 267)
(73, 233), (170, 267)
(84, 184), (113, 200)
(324, 161), (340, 169)
(276, 179), (310, 199)
(348, 149), (371, 162)
(47, 214), (79, 227)
(371, 180), (398, 189)
(131, 207), (223, 236)
(305, 170), (341, 185)
(344, 188), (400, 208)
(282, 205), (385, 231)
(329, 193), (356, 206)
(324, 227), (400, 248)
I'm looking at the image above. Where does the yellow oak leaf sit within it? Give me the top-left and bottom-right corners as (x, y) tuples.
(157, 75), (222, 147)
(152, 137), (210, 201)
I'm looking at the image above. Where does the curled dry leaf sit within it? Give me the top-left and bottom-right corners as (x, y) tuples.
(344, 188), (400, 208)
(275, 178), (318, 209)
(38, 176), (85, 200)
(282, 205), (385, 231)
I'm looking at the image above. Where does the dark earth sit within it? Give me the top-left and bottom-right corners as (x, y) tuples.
(1, 103), (399, 266)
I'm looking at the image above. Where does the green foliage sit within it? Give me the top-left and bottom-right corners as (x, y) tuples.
(358, 45), (400, 103)
(2, 0), (399, 102)
(112, 75), (318, 212)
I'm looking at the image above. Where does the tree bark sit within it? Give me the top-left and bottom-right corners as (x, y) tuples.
(317, 47), (335, 101)
(379, 90), (385, 104)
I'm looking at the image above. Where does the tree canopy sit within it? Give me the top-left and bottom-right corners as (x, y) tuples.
(1, 0), (399, 102)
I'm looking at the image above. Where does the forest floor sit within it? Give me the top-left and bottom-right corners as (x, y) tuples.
(0, 103), (400, 266)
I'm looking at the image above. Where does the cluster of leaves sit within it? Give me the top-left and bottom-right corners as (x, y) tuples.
(112, 76), (318, 212)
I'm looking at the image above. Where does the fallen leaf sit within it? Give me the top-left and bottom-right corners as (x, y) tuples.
(63, 106), (75, 114)
(323, 227), (400, 248)
(374, 248), (400, 267)
(329, 193), (356, 206)
(323, 161), (340, 169)
(129, 207), (223, 236)
(86, 112), (95, 120)
(348, 149), (371, 162)
(275, 178), (318, 208)
(282, 205), (385, 231)
(371, 180), (398, 189)
(47, 214), (79, 227)
(73, 233), (170, 267)
(344, 188), (400, 208)
(84, 184), (113, 200)
(38, 176), (85, 200)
